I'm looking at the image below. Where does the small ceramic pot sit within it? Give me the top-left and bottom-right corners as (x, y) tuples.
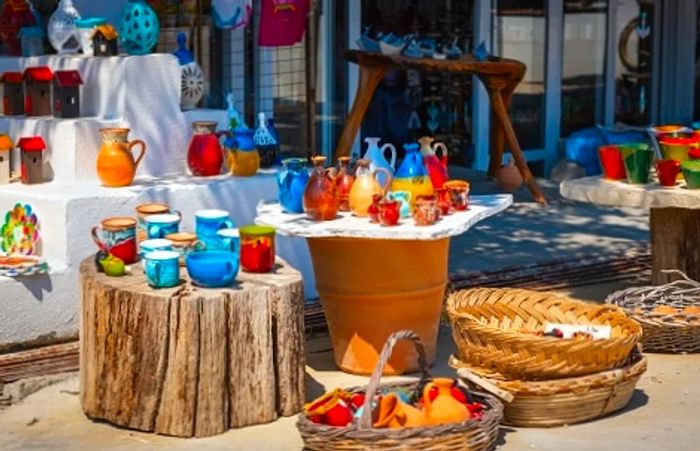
(378, 199), (400, 226)
(165, 232), (205, 266)
(435, 188), (452, 215)
(139, 238), (174, 260)
(367, 194), (383, 223)
(240, 225), (275, 273)
(143, 250), (181, 289)
(216, 228), (240, 254)
(91, 217), (138, 264)
(413, 195), (440, 226)
(135, 203), (180, 242)
(620, 143), (653, 184)
(681, 161), (700, 189)
(186, 250), (239, 288)
(386, 190), (412, 218)
(655, 159), (681, 187)
(144, 213), (181, 239)
(598, 145), (626, 181)
(195, 209), (235, 250)
(443, 180), (470, 211)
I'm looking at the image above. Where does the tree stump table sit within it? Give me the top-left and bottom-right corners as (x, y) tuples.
(79, 257), (305, 438)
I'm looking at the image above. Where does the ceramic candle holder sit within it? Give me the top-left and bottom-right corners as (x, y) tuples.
(655, 159), (681, 187)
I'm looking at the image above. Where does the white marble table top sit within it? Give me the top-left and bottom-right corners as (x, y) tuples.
(255, 194), (513, 241)
(561, 176), (700, 210)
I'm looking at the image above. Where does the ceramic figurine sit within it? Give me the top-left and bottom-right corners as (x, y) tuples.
(187, 121), (227, 177)
(473, 41), (489, 62)
(91, 217), (138, 265)
(403, 38), (423, 58)
(226, 126), (260, 176)
(357, 26), (380, 52)
(226, 92), (244, 129)
(17, 136), (45, 184)
(239, 225), (275, 273)
(419, 136), (449, 189)
(195, 209), (234, 251)
(349, 159), (391, 217)
(445, 39), (462, 60)
(48, 0), (81, 54)
(363, 137), (396, 187)
(391, 143), (434, 205)
(92, 24), (118, 56)
(386, 190), (411, 218)
(254, 112), (278, 168)
(53, 70), (83, 118)
(336, 156), (355, 212)
(19, 26), (45, 56)
(96, 128), (146, 187)
(421, 379), (470, 425)
(119, 0), (159, 55)
(0, 135), (12, 185)
(420, 38), (436, 58)
(278, 157), (309, 214)
(379, 33), (410, 55)
(303, 155), (339, 221)
(24, 67), (53, 116)
(0, 0), (37, 56)
(1, 72), (24, 115)
(144, 250), (180, 288)
(75, 17), (105, 56)
(173, 33), (205, 110)
(186, 251), (239, 288)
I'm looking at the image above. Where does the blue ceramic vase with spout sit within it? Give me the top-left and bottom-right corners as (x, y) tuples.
(278, 158), (309, 213)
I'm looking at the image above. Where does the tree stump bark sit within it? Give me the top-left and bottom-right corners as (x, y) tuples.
(79, 257), (305, 438)
(651, 207), (700, 284)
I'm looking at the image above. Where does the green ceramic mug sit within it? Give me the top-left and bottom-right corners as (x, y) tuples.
(620, 143), (653, 184)
(681, 161), (700, 189)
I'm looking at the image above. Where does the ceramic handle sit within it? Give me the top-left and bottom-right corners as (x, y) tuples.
(325, 167), (338, 181)
(222, 219), (235, 230)
(171, 209), (183, 220)
(91, 226), (106, 250)
(216, 130), (231, 139)
(433, 142), (448, 159)
(224, 261), (236, 279)
(192, 240), (206, 252)
(381, 143), (397, 169)
(372, 167), (393, 193)
(128, 140), (147, 169)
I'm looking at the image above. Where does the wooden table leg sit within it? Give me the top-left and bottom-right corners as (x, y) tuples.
(488, 92), (510, 180)
(650, 207), (700, 284)
(489, 89), (547, 205)
(335, 65), (390, 158)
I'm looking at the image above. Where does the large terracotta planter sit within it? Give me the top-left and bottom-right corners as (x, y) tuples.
(307, 237), (448, 375)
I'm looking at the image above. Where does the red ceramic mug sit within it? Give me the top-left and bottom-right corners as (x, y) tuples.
(656, 159), (681, 187)
(598, 145), (626, 181)
(378, 199), (400, 226)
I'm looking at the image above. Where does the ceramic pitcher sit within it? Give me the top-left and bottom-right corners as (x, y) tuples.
(391, 143), (434, 205)
(421, 379), (470, 425)
(303, 156), (339, 221)
(418, 136), (448, 189)
(336, 156), (355, 211)
(96, 128), (146, 187)
(363, 137), (396, 186)
(348, 159), (391, 217)
(277, 158), (309, 214)
(226, 126), (260, 176)
(187, 121), (228, 177)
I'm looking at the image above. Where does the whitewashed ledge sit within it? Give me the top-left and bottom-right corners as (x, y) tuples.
(561, 176), (700, 210)
(255, 194), (512, 241)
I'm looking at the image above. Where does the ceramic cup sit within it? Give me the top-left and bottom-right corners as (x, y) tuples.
(195, 209), (235, 250)
(620, 143), (653, 184)
(443, 180), (470, 211)
(655, 159), (681, 187)
(378, 199), (400, 226)
(139, 238), (174, 260)
(186, 250), (239, 288)
(144, 213), (181, 239)
(216, 228), (241, 255)
(165, 232), (205, 266)
(240, 225), (275, 273)
(91, 217), (138, 264)
(681, 161), (700, 189)
(135, 203), (181, 243)
(598, 145), (626, 181)
(143, 250), (181, 289)
(386, 190), (412, 218)
(435, 188), (452, 215)
(413, 195), (439, 226)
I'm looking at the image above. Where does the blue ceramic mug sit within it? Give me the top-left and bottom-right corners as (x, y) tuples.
(144, 214), (181, 239)
(216, 228), (240, 255)
(139, 238), (174, 264)
(186, 250), (239, 288)
(195, 209), (235, 250)
(143, 250), (180, 288)
(386, 190), (412, 218)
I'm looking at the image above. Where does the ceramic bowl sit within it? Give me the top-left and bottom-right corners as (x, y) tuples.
(681, 161), (700, 189)
(185, 250), (239, 288)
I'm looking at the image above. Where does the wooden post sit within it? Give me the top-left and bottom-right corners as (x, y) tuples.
(650, 207), (700, 284)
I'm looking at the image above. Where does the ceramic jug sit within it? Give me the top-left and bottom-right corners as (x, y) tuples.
(187, 121), (227, 177)
(278, 158), (310, 214)
(373, 393), (426, 429)
(335, 156), (355, 211)
(226, 126), (260, 176)
(349, 159), (391, 217)
(386, 190), (411, 218)
(363, 137), (396, 186)
(418, 136), (449, 189)
(96, 128), (146, 187)
(303, 156), (339, 221)
(421, 379), (470, 426)
(391, 143), (434, 205)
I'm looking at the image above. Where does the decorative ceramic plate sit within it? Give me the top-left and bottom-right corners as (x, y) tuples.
(0, 254), (48, 278)
(1, 203), (40, 256)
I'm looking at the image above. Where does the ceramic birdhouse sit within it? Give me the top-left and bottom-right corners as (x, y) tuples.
(18, 136), (46, 184)
(1, 72), (24, 116)
(19, 26), (46, 57)
(92, 24), (118, 56)
(23, 67), (53, 117)
(0, 134), (12, 185)
(53, 70), (83, 118)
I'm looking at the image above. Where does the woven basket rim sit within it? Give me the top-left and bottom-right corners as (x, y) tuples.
(606, 285), (700, 328)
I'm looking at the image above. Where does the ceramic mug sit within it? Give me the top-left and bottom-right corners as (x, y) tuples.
(620, 143), (653, 184)
(195, 209), (235, 250)
(435, 188), (452, 215)
(139, 238), (174, 260)
(598, 145), (626, 181)
(443, 180), (470, 211)
(386, 190), (412, 218)
(681, 161), (700, 189)
(144, 213), (181, 239)
(186, 250), (239, 288)
(655, 159), (681, 187)
(240, 225), (275, 273)
(143, 250), (181, 288)
(367, 194), (383, 223)
(165, 232), (205, 266)
(216, 228), (240, 255)
(91, 217), (138, 264)
(413, 195), (440, 226)
(378, 199), (400, 226)
(135, 203), (181, 242)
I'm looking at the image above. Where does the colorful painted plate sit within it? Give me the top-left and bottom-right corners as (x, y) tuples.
(0, 255), (48, 278)
(1, 203), (40, 256)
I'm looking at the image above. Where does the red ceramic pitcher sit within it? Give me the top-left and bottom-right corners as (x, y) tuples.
(187, 121), (229, 176)
(598, 145), (626, 181)
(419, 137), (449, 189)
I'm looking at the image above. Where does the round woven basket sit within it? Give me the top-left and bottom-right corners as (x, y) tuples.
(449, 352), (647, 427)
(296, 330), (503, 451)
(606, 271), (700, 353)
(446, 288), (642, 380)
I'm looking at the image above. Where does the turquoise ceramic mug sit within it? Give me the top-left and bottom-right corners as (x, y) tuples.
(143, 250), (180, 288)
(195, 209), (235, 250)
(216, 228), (240, 255)
(139, 238), (173, 258)
(144, 214), (181, 239)
(386, 190), (412, 218)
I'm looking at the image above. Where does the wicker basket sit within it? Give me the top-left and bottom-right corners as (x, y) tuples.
(446, 288), (642, 380)
(296, 330), (503, 451)
(450, 352), (647, 427)
(606, 270), (700, 353)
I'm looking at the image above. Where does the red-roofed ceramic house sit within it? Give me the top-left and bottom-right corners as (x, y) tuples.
(24, 66), (53, 116)
(18, 136), (46, 184)
(54, 70), (83, 118)
(1, 71), (24, 115)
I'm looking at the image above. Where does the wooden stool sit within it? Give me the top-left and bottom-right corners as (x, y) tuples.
(79, 257), (305, 438)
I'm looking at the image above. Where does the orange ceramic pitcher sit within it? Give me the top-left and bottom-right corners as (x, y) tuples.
(421, 379), (470, 425)
(96, 128), (146, 187)
(349, 159), (392, 217)
(303, 156), (340, 221)
(373, 393), (426, 428)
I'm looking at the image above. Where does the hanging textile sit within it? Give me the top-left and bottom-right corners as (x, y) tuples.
(258, 0), (310, 47)
(213, 0), (253, 29)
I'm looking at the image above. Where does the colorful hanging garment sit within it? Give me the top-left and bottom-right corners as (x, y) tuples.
(213, 0), (253, 29)
(258, 0), (309, 47)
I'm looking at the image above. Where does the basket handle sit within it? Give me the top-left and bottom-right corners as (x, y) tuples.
(358, 330), (432, 429)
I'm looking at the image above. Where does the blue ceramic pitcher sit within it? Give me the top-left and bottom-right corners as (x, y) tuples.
(278, 158), (310, 213)
(391, 143), (434, 203)
(363, 137), (396, 186)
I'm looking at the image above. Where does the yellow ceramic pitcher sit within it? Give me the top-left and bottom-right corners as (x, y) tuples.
(348, 159), (392, 217)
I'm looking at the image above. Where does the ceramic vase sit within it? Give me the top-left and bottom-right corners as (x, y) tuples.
(226, 127), (260, 176)
(363, 137), (396, 187)
(335, 157), (355, 211)
(96, 128), (146, 187)
(391, 143), (434, 205)
(187, 121), (227, 177)
(48, 0), (82, 54)
(349, 159), (391, 217)
(496, 159), (523, 192)
(303, 156), (339, 221)
(119, 0), (160, 55)
(418, 136), (449, 189)
(278, 158), (309, 214)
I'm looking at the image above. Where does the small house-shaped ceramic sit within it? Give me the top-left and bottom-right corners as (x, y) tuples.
(0, 134), (12, 184)
(53, 70), (83, 118)
(18, 26), (45, 56)
(92, 24), (118, 56)
(1, 72), (25, 115)
(18, 136), (46, 184)
(24, 67), (53, 117)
